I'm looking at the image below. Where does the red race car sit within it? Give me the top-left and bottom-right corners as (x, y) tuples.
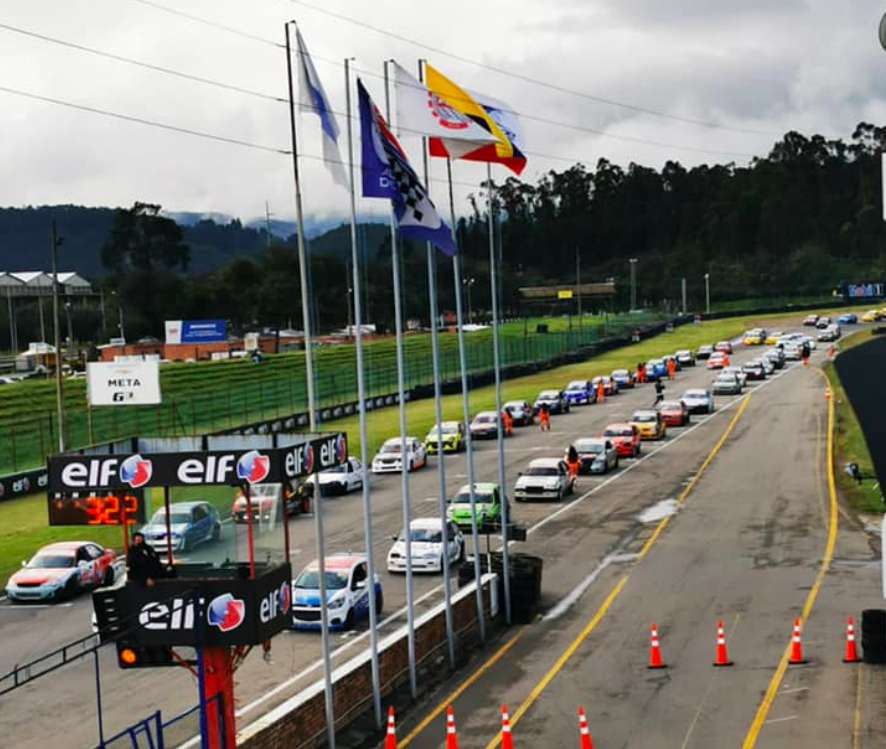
(5, 541), (118, 602)
(602, 422), (642, 458)
(658, 400), (690, 427)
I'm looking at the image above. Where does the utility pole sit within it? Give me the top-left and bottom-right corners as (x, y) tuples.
(681, 277), (687, 315)
(345, 260), (354, 340)
(50, 221), (65, 452)
(704, 272), (711, 315)
(265, 201), (273, 248)
(97, 290), (105, 340)
(629, 258), (638, 312)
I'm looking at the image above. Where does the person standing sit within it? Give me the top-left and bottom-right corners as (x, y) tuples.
(596, 380), (606, 404)
(637, 362), (646, 384)
(126, 532), (166, 587)
(539, 404), (551, 432)
(667, 357), (676, 380)
(566, 444), (581, 481)
(502, 408), (513, 436)
(654, 379), (665, 406)
(801, 340), (811, 366)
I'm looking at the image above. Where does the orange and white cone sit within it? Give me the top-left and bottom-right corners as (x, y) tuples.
(384, 706), (397, 749)
(648, 623), (666, 669)
(500, 705), (514, 749)
(577, 707), (595, 749)
(445, 705), (459, 749)
(713, 619), (733, 666)
(844, 617), (861, 663)
(789, 617), (807, 665)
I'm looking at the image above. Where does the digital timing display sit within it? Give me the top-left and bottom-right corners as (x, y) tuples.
(48, 491), (146, 527)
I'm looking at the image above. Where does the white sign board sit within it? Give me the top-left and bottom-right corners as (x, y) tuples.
(244, 332), (260, 352)
(87, 361), (161, 406)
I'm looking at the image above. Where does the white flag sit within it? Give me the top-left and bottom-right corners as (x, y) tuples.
(392, 61), (497, 158)
(295, 27), (348, 188)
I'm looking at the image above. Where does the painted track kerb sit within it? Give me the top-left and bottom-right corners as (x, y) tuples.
(740, 367), (839, 748)
(235, 362), (800, 727)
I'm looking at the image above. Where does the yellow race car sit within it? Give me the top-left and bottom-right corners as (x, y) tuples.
(424, 421), (465, 454)
(765, 330), (783, 345)
(743, 328), (766, 345)
(861, 310), (879, 323)
(630, 410), (667, 440)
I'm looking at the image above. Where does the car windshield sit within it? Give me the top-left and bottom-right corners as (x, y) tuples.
(381, 443), (402, 454)
(324, 464), (349, 473)
(538, 391), (559, 399)
(429, 424), (458, 436)
(295, 569), (349, 590)
(612, 370), (628, 377)
(505, 402), (524, 410)
(525, 466), (559, 476)
(150, 511), (191, 525)
(676, 351), (690, 356)
(27, 554), (75, 569)
(660, 401), (682, 410)
(400, 528), (443, 543)
(475, 415), (495, 423)
(604, 427), (633, 437)
(717, 375), (737, 383)
(566, 382), (586, 390)
(632, 413), (656, 423)
(574, 441), (602, 454)
(451, 490), (495, 504)
(683, 391), (705, 399)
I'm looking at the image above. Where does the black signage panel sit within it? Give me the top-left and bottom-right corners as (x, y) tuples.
(0, 467), (48, 503)
(47, 433), (347, 492)
(119, 563), (292, 647)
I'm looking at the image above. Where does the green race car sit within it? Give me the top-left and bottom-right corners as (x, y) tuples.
(446, 482), (507, 530)
(424, 421), (466, 454)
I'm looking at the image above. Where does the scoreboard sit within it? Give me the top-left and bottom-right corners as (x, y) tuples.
(48, 491), (147, 526)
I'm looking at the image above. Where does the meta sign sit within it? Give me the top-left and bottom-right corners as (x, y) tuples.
(47, 433), (348, 493)
(108, 563), (292, 646)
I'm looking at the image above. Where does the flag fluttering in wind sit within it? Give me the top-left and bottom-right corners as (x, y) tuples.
(295, 26), (348, 188)
(424, 63), (527, 175)
(358, 79), (457, 256)
(392, 61), (497, 158)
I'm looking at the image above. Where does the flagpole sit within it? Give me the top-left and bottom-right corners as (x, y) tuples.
(486, 162), (512, 625)
(344, 56), (382, 728)
(446, 158), (486, 642)
(417, 59), (456, 669)
(384, 59), (418, 699)
(285, 22), (336, 748)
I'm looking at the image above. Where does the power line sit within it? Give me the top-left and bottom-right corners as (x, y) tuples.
(286, 0), (785, 139)
(0, 84), (291, 154)
(0, 21), (286, 103)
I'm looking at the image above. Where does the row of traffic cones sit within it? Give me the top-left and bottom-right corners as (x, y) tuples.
(646, 617), (861, 668)
(384, 704), (597, 747)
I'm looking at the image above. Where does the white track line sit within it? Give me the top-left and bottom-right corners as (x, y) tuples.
(234, 361), (800, 720)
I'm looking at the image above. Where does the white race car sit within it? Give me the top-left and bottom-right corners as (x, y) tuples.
(387, 518), (465, 573)
(291, 554), (383, 631)
(309, 457), (364, 496)
(371, 437), (427, 474)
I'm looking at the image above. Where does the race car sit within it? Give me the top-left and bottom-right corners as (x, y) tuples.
(836, 313), (857, 325)
(533, 390), (570, 415)
(802, 314), (819, 326)
(765, 331), (784, 345)
(142, 501), (221, 552)
(514, 459), (575, 501)
(591, 375), (618, 396)
(741, 360), (767, 381)
(713, 373), (743, 395)
(371, 437), (427, 473)
(602, 422), (642, 458)
(424, 421), (466, 454)
(706, 352), (727, 370)
(645, 359), (668, 381)
(568, 438), (619, 474)
(308, 457), (364, 495)
(742, 329), (765, 346)
(232, 484), (278, 524)
(291, 554), (383, 631)
(6, 541), (118, 602)
(447, 482), (507, 529)
(504, 400), (535, 426)
(675, 350), (696, 367)
(630, 410), (667, 441)
(861, 310), (880, 323)
(563, 380), (596, 405)
(815, 316), (832, 330)
(680, 389), (715, 415)
(657, 400), (690, 427)
(611, 369), (635, 389)
(714, 341), (734, 354)
(386, 518), (464, 573)
(696, 344), (714, 360)
(470, 411), (512, 439)
(723, 366), (748, 387)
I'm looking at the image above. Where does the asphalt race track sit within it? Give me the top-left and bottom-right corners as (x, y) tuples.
(1, 322), (884, 748)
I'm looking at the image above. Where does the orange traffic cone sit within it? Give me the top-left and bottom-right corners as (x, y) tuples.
(648, 623), (666, 669)
(384, 706), (397, 749)
(789, 618), (807, 665)
(446, 705), (459, 749)
(713, 620), (733, 666)
(500, 705), (514, 749)
(577, 707), (595, 749)
(844, 617), (861, 663)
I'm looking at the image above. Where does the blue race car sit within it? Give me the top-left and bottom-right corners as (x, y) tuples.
(291, 554), (383, 631)
(645, 359), (668, 381)
(563, 379), (596, 405)
(837, 313), (857, 324)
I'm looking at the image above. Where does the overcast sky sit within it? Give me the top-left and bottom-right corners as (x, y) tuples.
(4, 0), (886, 227)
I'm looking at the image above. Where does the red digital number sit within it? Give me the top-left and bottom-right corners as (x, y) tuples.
(123, 495), (139, 525)
(103, 496), (120, 525)
(85, 497), (103, 525)
(83, 495), (139, 525)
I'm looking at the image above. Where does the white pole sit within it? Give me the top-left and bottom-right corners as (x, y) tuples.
(418, 59), (456, 668)
(681, 277), (687, 315)
(384, 59), (418, 698)
(446, 160), (486, 640)
(285, 23), (334, 748)
(705, 272), (711, 314)
(486, 163), (512, 625)
(344, 57), (382, 727)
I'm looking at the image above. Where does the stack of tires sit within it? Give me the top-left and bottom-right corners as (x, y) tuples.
(458, 552), (543, 623)
(862, 609), (886, 663)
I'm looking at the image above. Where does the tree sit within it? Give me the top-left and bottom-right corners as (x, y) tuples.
(101, 202), (190, 273)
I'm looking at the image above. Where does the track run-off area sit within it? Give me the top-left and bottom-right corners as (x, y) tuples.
(2, 322), (885, 748)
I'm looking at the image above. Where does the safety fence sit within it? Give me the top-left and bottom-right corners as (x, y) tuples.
(94, 694), (225, 749)
(0, 314), (666, 475)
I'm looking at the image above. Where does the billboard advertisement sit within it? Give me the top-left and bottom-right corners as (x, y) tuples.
(844, 282), (884, 299)
(165, 319), (228, 345)
(87, 361), (162, 406)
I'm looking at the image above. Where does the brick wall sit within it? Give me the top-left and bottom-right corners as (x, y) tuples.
(239, 576), (498, 749)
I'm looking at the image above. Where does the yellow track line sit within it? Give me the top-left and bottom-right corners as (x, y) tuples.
(481, 394), (753, 749)
(396, 628), (525, 748)
(741, 372), (838, 748)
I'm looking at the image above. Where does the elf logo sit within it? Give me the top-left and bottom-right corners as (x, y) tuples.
(120, 454), (153, 488)
(236, 450), (270, 485)
(260, 581), (291, 624)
